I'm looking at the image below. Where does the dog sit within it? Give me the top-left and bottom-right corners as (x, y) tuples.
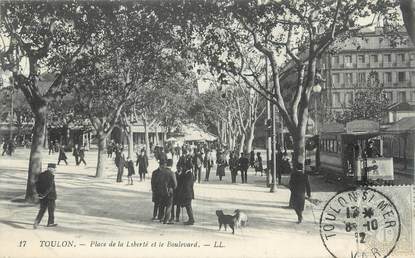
(215, 210), (238, 234)
(234, 209), (248, 228)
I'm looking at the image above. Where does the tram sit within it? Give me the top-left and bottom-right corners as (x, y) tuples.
(319, 120), (394, 184)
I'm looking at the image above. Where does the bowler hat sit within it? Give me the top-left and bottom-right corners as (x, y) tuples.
(47, 163), (56, 169)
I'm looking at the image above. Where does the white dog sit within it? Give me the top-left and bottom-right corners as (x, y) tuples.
(234, 209), (248, 229)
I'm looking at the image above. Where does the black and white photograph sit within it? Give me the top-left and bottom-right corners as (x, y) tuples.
(0, 0), (414, 257)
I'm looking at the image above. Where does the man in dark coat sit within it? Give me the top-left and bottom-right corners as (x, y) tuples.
(136, 149), (148, 181)
(57, 145), (68, 165)
(156, 158), (177, 224)
(289, 164), (311, 223)
(73, 144), (80, 165)
(170, 169), (183, 223)
(151, 165), (163, 221)
(238, 152), (250, 183)
(78, 146), (87, 166)
(34, 163), (58, 229)
(250, 150), (255, 168)
(115, 151), (125, 183)
(229, 151), (238, 183)
(364, 140), (381, 158)
(193, 149), (203, 183)
(177, 157), (195, 225)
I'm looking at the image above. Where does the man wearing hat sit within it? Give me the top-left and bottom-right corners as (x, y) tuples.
(288, 164), (311, 223)
(155, 157), (177, 224)
(33, 163), (58, 229)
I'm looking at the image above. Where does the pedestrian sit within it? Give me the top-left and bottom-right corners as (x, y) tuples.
(229, 151), (238, 183)
(364, 140), (381, 158)
(126, 157), (135, 185)
(136, 149), (149, 181)
(238, 152), (250, 183)
(48, 141), (54, 155)
(2, 140), (7, 156)
(250, 150), (255, 168)
(216, 151), (226, 181)
(73, 144), (80, 165)
(33, 163), (58, 229)
(57, 145), (68, 165)
(255, 152), (263, 176)
(193, 149), (203, 183)
(107, 142), (113, 158)
(204, 149), (214, 181)
(151, 163), (163, 221)
(170, 168), (183, 223)
(177, 156), (195, 225)
(78, 146), (87, 166)
(8, 140), (15, 156)
(156, 158), (177, 224)
(289, 164), (311, 223)
(115, 150), (125, 183)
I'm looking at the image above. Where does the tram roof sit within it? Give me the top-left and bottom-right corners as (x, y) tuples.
(385, 117), (415, 132)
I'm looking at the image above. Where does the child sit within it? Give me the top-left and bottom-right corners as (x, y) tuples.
(126, 157), (135, 185)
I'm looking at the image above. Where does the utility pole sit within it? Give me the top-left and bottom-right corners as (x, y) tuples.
(9, 80), (14, 141)
(270, 99), (277, 192)
(265, 55), (271, 188)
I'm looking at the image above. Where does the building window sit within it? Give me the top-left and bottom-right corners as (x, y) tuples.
(398, 72), (406, 82)
(345, 73), (353, 86)
(344, 55), (352, 64)
(358, 72), (366, 84)
(333, 93), (341, 107)
(384, 72), (392, 83)
(411, 92), (415, 101)
(384, 54), (392, 62)
(385, 91), (393, 102)
(358, 55), (365, 63)
(398, 91), (407, 102)
(345, 92), (353, 107)
(332, 73), (340, 82)
(370, 72), (379, 81)
(370, 54), (378, 63)
(397, 53), (405, 62)
(332, 55), (339, 64)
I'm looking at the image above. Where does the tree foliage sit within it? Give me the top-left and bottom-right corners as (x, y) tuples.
(336, 73), (390, 123)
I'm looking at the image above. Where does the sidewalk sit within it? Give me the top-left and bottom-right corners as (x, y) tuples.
(0, 148), (329, 258)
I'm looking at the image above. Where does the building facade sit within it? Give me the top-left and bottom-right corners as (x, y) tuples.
(322, 27), (415, 112)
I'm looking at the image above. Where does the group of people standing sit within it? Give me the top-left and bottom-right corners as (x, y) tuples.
(151, 151), (195, 225)
(114, 147), (149, 185)
(2, 138), (15, 156)
(54, 143), (87, 166)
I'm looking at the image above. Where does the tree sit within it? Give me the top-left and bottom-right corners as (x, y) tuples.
(401, 0), (415, 43)
(131, 60), (195, 157)
(335, 72), (390, 124)
(189, 0), (400, 168)
(0, 2), (93, 201)
(69, 3), (184, 176)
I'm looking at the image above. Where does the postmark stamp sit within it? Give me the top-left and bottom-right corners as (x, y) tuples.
(320, 187), (401, 258)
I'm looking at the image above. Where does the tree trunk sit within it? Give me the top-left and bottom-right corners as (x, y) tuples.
(238, 133), (246, 154)
(124, 126), (134, 159)
(143, 117), (151, 157)
(245, 124), (256, 153)
(216, 120), (222, 146)
(25, 104), (47, 202)
(292, 130), (306, 172)
(43, 118), (48, 148)
(155, 125), (159, 146)
(95, 132), (107, 178)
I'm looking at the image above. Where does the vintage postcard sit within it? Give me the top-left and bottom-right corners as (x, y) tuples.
(0, 0), (414, 257)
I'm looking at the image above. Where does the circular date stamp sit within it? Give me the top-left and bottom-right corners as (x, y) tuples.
(320, 187), (401, 258)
